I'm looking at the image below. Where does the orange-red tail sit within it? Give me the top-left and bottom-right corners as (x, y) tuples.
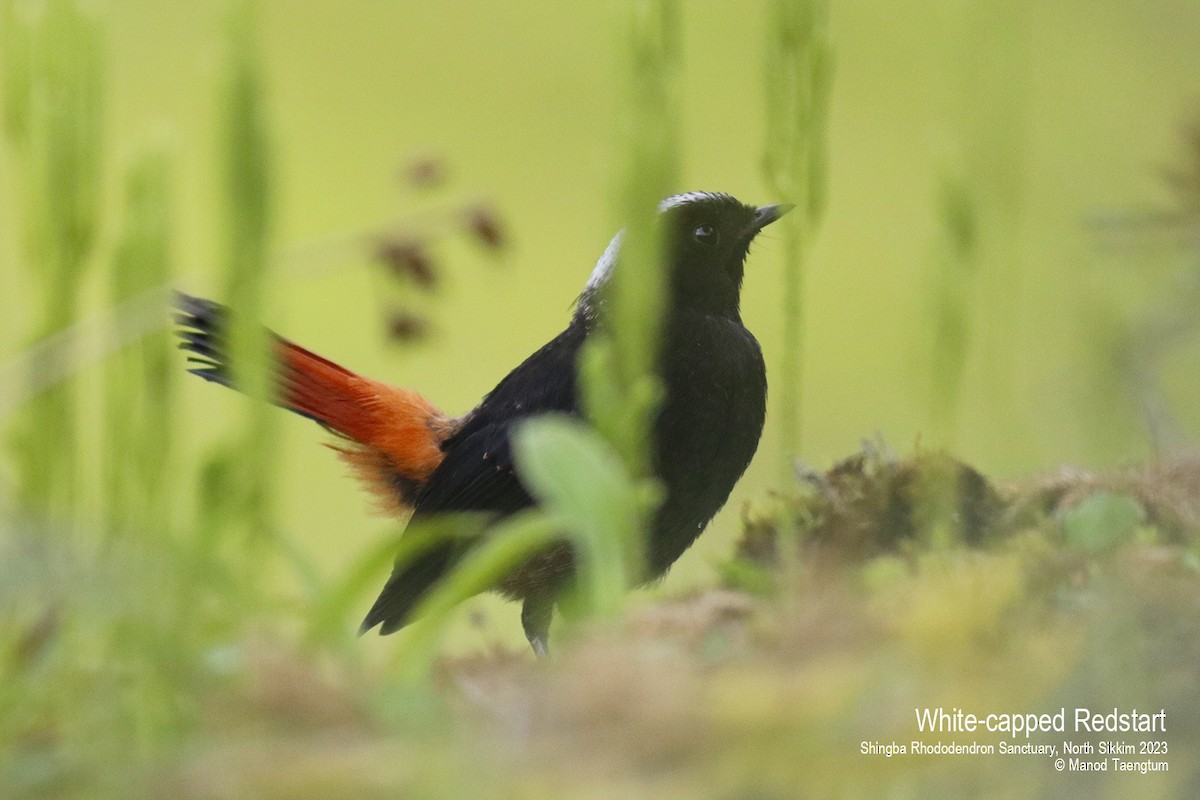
(276, 338), (456, 509)
(176, 293), (455, 513)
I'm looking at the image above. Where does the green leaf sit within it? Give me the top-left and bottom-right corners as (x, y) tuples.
(513, 414), (656, 618)
(307, 513), (491, 648)
(1062, 492), (1145, 552)
(400, 511), (561, 682)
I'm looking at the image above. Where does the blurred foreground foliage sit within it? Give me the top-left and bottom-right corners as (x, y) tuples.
(4, 446), (1199, 798)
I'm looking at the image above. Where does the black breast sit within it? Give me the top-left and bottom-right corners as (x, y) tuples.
(647, 310), (767, 577)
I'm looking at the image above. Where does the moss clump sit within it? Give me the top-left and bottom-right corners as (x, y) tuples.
(737, 446), (1006, 567)
(736, 446), (1200, 574)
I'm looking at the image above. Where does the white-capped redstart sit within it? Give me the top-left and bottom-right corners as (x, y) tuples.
(176, 191), (789, 655)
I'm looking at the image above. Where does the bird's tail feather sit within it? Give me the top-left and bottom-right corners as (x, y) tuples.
(174, 292), (455, 512)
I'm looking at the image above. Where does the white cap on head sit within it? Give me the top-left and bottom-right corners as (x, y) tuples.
(586, 193), (737, 293)
(656, 191), (735, 212)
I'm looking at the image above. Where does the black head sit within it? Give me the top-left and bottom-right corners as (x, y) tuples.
(659, 192), (791, 318)
(581, 192), (791, 320)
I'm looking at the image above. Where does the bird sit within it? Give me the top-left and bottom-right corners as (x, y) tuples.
(175, 191), (789, 656)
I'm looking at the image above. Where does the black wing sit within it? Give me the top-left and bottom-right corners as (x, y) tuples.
(360, 321), (586, 634)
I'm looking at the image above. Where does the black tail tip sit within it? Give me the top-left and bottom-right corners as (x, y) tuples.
(173, 292), (231, 383)
(358, 612), (385, 637)
(358, 610), (404, 637)
(172, 292), (225, 325)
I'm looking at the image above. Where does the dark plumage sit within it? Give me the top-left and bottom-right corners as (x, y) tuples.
(176, 192), (788, 655)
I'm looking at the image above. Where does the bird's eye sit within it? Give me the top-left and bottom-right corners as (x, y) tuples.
(693, 224), (718, 246)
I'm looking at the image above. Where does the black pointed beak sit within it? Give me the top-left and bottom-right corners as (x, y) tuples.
(749, 202), (794, 234)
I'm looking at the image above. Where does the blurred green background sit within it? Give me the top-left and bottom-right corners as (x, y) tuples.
(5, 0), (1200, 644)
(3, 1), (1200, 795)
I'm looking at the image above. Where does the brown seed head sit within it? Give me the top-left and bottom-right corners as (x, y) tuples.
(403, 155), (447, 189)
(387, 311), (429, 342)
(464, 204), (506, 251)
(376, 239), (437, 289)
